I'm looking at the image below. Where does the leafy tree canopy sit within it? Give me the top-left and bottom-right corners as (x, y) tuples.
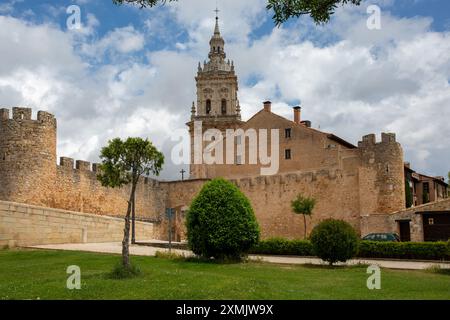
(98, 137), (164, 188)
(291, 194), (316, 216)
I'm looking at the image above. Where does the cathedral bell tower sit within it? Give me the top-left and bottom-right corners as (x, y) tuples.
(187, 12), (243, 179)
(193, 14), (241, 121)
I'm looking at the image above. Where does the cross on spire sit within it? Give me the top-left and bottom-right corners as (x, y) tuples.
(214, 7), (220, 19)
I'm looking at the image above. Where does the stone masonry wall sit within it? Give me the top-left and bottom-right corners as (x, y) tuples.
(0, 200), (154, 247)
(0, 108), (409, 242)
(0, 108), (56, 206)
(51, 157), (167, 220)
(161, 169), (361, 241)
(0, 108), (167, 221)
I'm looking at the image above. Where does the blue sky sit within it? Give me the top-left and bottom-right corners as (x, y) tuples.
(0, 0), (449, 179)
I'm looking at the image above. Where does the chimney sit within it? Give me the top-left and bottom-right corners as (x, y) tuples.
(293, 106), (301, 124)
(263, 101), (271, 112)
(301, 120), (312, 128)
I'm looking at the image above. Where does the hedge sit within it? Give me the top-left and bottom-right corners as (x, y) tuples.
(358, 241), (449, 261)
(250, 238), (450, 261)
(250, 238), (314, 256)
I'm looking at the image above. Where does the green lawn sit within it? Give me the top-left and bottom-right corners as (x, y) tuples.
(0, 249), (449, 300)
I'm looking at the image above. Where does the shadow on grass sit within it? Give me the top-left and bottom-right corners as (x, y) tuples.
(298, 263), (370, 270)
(426, 265), (450, 276)
(105, 261), (143, 280)
(155, 250), (249, 265)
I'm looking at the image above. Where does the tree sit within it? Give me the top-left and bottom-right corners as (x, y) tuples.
(267, 0), (362, 25)
(310, 219), (359, 265)
(405, 180), (413, 208)
(186, 178), (260, 260)
(291, 194), (316, 239)
(97, 137), (164, 270)
(112, 0), (361, 25)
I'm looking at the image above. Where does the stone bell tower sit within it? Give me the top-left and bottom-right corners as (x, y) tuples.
(187, 12), (243, 179)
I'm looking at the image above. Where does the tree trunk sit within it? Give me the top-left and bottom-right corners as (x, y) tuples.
(131, 192), (136, 244)
(122, 181), (137, 270)
(303, 215), (307, 240)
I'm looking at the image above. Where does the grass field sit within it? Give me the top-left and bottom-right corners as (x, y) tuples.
(0, 249), (449, 300)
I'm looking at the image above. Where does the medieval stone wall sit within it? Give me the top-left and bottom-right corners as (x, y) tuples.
(0, 107), (408, 243)
(161, 169), (361, 241)
(0, 108), (57, 206)
(52, 157), (167, 219)
(358, 133), (406, 214)
(0, 108), (167, 221)
(0, 200), (155, 247)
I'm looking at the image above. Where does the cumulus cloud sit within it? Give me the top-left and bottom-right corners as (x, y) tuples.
(81, 25), (145, 58)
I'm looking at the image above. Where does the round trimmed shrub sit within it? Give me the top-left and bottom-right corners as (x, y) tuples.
(310, 219), (359, 265)
(186, 178), (260, 260)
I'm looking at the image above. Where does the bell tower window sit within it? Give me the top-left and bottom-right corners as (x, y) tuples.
(206, 100), (212, 115)
(221, 99), (227, 115)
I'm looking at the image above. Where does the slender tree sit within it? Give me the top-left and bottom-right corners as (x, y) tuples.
(112, 0), (361, 25)
(291, 194), (316, 239)
(405, 180), (413, 208)
(97, 137), (164, 270)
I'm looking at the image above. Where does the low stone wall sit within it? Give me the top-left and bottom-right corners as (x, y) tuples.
(0, 200), (154, 247)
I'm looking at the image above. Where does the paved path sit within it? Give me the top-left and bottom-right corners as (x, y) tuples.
(29, 242), (450, 271)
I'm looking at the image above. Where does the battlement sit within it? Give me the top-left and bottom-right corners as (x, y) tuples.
(358, 132), (397, 148)
(58, 157), (101, 173)
(229, 169), (342, 188)
(0, 107), (56, 127)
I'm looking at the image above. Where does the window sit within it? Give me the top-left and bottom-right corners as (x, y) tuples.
(206, 100), (211, 115)
(285, 149), (291, 160)
(221, 99), (227, 115)
(423, 182), (430, 204)
(236, 155), (242, 165)
(285, 128), (291, 139)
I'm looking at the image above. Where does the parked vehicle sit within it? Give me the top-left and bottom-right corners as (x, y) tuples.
(362, 233), (400, 242)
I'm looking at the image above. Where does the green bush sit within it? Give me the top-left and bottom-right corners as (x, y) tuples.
(359, 241), (449, 260)
(251, 238), (314, 256)
(186, 178), (260, 260)
(447, 240), (450, 257)
(310, 219), (359, 265)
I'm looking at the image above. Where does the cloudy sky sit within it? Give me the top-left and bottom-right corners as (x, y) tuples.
(0, 0), (449, 180)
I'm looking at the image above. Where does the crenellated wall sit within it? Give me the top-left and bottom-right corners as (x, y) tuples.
(0, 107), (408, 243)
(0, 108), (57, 206)
(358, 133), (406, 215)
(0, 108), (167, 221)
(161, 169), (361, 240)
(52, 156), (167, 219)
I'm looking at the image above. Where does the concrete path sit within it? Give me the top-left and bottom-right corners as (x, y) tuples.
(28, 242), (450, 271)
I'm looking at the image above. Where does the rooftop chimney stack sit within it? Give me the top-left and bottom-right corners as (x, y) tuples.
(293, 106), (301, 124)
(263, 101), (272, 112)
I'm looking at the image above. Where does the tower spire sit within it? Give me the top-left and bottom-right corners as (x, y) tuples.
(214, 6), (220, 35)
